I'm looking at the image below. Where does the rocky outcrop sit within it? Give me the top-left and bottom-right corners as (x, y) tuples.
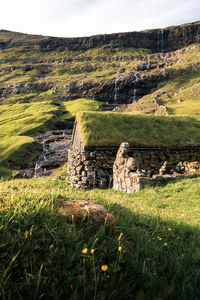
(0, 82), (51, 98)
(59, 69), (174, 104)
(13, 21), (199, 53)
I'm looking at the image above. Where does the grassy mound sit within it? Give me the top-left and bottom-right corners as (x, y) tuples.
(77, 111), (200, 148)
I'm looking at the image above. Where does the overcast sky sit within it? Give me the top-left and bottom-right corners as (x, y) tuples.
(1, 0), (200, 37)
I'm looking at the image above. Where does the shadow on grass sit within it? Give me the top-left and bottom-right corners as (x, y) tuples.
(1, 186), (200, 300)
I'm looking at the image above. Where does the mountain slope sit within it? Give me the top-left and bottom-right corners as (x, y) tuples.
(0, 21), (199, 106)
(0, 21), (200, 178)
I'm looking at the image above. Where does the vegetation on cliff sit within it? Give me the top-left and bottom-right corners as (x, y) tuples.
(124, 44), (200, 119)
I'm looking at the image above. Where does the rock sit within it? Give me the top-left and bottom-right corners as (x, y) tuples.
(59, 200), (115, 233)
(159, 161), (169, 175)
(97, 168), (106, 177)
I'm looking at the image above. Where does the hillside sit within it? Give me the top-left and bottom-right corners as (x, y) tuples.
(0, 21), (200, 177)
(0, 21), (200, 106)
(1, 21), (200, 300)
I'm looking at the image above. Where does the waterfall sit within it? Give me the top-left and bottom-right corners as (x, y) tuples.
(161, 28), (164, 56)
(131, 73), (140, 103)
(34, 140), (46, 177)
(114, 79), (118, 103)
(157, 29), (164, 55)
(113, 76), (123, 104)
(133, 88), (137, 102)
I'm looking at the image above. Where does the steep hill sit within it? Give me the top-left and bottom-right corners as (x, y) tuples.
(0, 21), (200, 178)
(0, 21), (199, 106)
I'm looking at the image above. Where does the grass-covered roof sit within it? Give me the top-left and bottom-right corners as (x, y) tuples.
(76, 111), (200, 148)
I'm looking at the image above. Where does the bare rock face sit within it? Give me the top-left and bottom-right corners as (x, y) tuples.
(59, 200), (115, 233)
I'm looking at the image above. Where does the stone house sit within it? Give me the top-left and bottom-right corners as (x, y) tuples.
(67, 111), (200, 190)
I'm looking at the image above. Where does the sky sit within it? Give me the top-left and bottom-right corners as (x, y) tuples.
(1, 0), (200, 37)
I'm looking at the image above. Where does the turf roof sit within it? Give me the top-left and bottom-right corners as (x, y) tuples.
(76, 111), (200, 148)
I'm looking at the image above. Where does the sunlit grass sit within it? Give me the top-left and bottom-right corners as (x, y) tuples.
(77, 111), (200, 147)
(1, 175), (200, 299)
(0, 99), (103, 178)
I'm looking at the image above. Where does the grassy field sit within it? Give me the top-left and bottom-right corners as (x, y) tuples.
(1, 173), (200, 299)
(0, 99), (102, 179)
(77, 111), (200, 148)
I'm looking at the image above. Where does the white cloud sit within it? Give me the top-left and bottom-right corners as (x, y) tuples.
(1, 0), (199, 37)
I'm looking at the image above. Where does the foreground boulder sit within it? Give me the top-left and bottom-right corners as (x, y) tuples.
(59, 200), (115, 233)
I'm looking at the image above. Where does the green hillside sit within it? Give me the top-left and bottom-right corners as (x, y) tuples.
(0, 99), (102, 178)
(124, 43), (200, 119)
(0, 23), (200, 300)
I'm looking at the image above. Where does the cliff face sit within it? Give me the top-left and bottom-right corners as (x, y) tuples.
(1, 21), (199, 53)
(0, 21), (199, 107)
(41, 21), (200, 53)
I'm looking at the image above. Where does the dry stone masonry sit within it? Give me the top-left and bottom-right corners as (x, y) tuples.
(67, 146), (117, 188)
(113, 143), (200, 193)
(67, 119), (200, 192)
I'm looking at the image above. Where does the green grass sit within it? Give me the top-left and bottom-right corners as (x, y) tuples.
(0, 99), (103, 178)
(0, 101), (59, 178)
(62, 98), (103, 117)
(84, 46), (151, 57)
(77, 111), (200, 148)
(1, 175), (200, 299)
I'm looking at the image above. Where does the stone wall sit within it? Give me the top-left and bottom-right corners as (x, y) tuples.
(113, 143), (200, 193)
(67, 146), (118, 188)
(67, 135), (200, 190)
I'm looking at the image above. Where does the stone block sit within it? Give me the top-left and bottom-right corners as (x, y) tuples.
(125, 177), (131, 187)
(85, 166), (93, 172)
(81, 171), (87, 177)
(76, 165), (83, 174)
(97, 168), (106, 177)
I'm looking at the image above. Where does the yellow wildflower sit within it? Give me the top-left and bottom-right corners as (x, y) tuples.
(159, 237), (162, 241)
(164, 243), (168, 246)
(118, 246), (122, 252)
(82, 248), (88, 254)
(91, 249), (95, 254)
(101, 265), (108, 272)
(168, 227), (172, 231)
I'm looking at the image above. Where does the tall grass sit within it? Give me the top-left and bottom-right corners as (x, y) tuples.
(0, 175), (200, 299)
